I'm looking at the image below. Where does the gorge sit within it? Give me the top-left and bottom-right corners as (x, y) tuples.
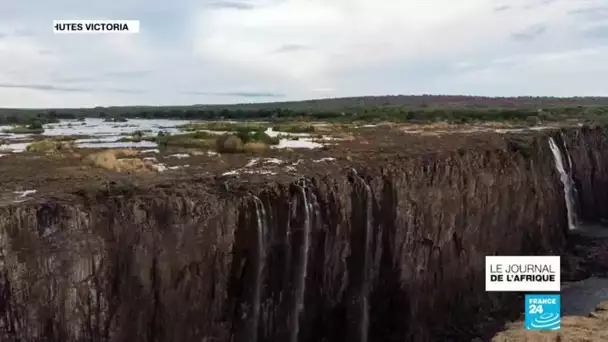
(0, 124), (607, 341)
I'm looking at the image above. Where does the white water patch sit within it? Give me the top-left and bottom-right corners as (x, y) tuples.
(222, 169), (277, 176)
(168, 153), (190, 159)
(169, 164), (189, 170)
(264, 127), (312, 138)
(548, 137), (578, 230)
(149, 163), (190, 172)
(42, 118), (190, 137)
(313, 157), (336, 162)
(140, 149), (160, 154)
(0, 142), (29, 153)
(245, 158), (260, 167)
(14, 190), (36, 197)
(0, 133), (34, 140)
(242, 158), (284, 169)
(75, 136), (124, 143)
(76, 140), (157, 149)
(272, 138), (323, 149)
(264, 157), (283, 164)
(190, 150), (219, 157)
(13, 189), (37, 203)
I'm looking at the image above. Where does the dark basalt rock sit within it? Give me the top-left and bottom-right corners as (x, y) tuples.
(0, 127), (607, 341)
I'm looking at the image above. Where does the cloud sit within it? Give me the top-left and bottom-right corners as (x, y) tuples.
(274, 44), (311, 53)
(0, 83), (147, 94)
(582, 25), (608, 39)
(1, 0), (608, 108)
(182, 91), (285, 98)
(510, 25), (548, 41)
(570, 7), (608, 21)
(206, 1), (255, 10)
(0, 83), (91, 92)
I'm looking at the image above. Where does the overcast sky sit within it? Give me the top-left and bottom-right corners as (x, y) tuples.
(1, 0), (607, 108)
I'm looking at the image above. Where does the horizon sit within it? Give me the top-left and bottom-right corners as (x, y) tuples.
(2, 0), (608, 107)
(4, 93), (608, 110)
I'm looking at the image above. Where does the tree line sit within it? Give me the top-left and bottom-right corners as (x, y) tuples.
(2, 95), (608, 126)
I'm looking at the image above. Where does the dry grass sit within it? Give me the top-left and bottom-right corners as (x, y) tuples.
(215, 135), (244, 153)
(492, 302), (608, 342)
(84, 149), (149, 172)
(243, 142), (270, 153)
(26, 139), (75, 153)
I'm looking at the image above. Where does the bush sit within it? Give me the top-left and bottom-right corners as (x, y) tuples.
(216, 134), (244, 153)
(4, 125), (45, 134)
(244, 142), (270, 153)
(26, 139), (75, 152)
(28, 121), (44, 130)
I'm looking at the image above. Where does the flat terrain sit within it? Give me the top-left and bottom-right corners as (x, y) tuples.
(0, 118), (580, 204)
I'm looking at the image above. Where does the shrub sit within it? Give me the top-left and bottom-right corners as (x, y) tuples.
(84, 149), (147, 172)
(244, 142), (270, 153)
(4, 125), (45, 134)
(26, 139), (75, 152)
(216, 134), (244, 153)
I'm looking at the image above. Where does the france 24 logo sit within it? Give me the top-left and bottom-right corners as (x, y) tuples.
(524, 294), (560, 330)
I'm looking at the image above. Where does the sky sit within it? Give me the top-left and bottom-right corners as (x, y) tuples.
(0, 0), (607, 108)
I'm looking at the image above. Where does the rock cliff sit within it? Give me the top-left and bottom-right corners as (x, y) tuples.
(0, 127), (606, 341)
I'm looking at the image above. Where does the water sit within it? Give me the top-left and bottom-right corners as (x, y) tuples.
(271, 138), (323, 149)
(42, 118), (189, 137)
(1, 119), (327, 151)
(561, 277), (608, 316)
(250, 195), (267, 342)
(290, 184), (311, 342)
(0, 142), (29, 153)
(548, 137), (578, 230)
(359, 178), (373, 342)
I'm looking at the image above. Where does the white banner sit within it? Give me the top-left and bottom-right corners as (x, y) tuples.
(53, 20), (140, 34)
(486, 256), (560, 292)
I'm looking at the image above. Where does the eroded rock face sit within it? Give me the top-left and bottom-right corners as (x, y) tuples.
(0, 127), (605, 341)
(565, 126), (608, 222)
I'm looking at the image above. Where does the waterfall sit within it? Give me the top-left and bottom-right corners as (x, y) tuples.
(347, 168), (372, 342)
(548, 137), (577, 230)
(289, 182), (311, 342)
(250, 195), (266, 342)
(560, 132), (580, 209)
(359, 177), (373, 342)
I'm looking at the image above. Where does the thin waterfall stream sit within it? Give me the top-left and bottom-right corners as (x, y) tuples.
(548, 136), (578, 230)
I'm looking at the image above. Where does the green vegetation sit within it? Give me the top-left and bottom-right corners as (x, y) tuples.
(216, 134), (245, 153)
(3, 121), (45, 134)
(215, 129), (279, 153)
(50, 135), (80, 141)
(25, 139), (75, 152)
(154, 131), (216, 149)
(2, 96), (608, 126)
(177, 122), (267, 132)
